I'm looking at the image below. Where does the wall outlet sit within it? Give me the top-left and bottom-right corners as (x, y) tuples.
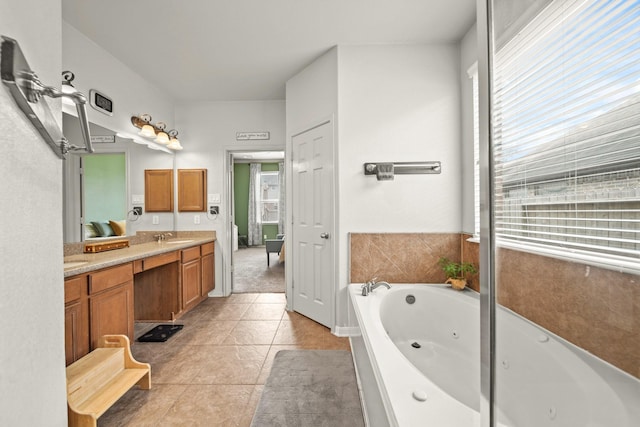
(194, 215), (201, 224)
(263, 234), (267, 240)
(152, 215), (159, 225)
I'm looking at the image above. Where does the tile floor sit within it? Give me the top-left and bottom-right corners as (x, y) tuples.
(99, 293), (351, 426)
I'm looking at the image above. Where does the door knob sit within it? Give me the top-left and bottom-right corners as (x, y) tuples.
(320, 232), (330, 239)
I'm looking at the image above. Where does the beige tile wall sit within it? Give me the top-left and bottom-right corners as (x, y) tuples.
(350, 232), (639, 379)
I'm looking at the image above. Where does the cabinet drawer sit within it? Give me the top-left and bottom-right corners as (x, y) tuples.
(143, 251), (179, 270)
(89, 263), (133, 294)
(200, 242), (214, 256)
(65, 275), (87, 303)
(181, 246), (201, 263)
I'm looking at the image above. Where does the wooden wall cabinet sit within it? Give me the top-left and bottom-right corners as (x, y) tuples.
(178, 169), (207, 212)
(145, 169), (174, 212)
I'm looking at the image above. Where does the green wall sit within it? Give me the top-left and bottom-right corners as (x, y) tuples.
(234, 162), (280, 244)
(84, 153), (126, 224)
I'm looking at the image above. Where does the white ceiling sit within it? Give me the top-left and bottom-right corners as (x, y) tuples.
(62, 0), (476, 102)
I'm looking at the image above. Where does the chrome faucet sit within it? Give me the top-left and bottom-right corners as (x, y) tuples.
(154, 232), (173, 242)
(361, 278), (391, 296)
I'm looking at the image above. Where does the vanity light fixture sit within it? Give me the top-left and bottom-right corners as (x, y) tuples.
(61, 70), (76, 94)
(131, 114), (183, 150)
(167, 129), (183, 150)
(154, 122), (170, 144)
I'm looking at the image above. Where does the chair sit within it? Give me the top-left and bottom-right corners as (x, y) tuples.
(265, 235), (284, 266)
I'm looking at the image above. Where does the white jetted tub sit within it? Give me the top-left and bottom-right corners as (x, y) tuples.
(349, 284), (640, 427)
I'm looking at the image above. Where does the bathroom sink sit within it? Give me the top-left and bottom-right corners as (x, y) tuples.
(165, 239), (195, 244)
(64, 261), (88, 269)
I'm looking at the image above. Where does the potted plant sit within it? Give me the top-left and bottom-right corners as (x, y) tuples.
(438, 257), (477, 290)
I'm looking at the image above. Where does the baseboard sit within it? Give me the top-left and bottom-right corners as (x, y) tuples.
(333, 326), (360, 337)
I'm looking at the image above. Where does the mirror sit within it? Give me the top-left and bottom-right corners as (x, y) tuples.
(62, 113), (175, 243)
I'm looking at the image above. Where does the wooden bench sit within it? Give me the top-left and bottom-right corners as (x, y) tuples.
(66, 335), (151, 427)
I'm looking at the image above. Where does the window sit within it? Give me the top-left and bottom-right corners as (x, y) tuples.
(468, 62), (480, 238)
(492, 0), (640, 271)
(260, 171), (279, 224)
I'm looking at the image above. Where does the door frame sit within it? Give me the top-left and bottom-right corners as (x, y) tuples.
(224, 149), (286, 296)
(286, 117), (337, 330)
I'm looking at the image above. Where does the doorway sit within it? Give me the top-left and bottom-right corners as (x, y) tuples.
(228, 151), (285, 294)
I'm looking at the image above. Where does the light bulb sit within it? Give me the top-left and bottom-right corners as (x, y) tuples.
(139, 124), (156, 138)
(155, 131), (170, 144)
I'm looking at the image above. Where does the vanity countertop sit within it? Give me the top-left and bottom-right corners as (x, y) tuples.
(63, 235), (216, 277)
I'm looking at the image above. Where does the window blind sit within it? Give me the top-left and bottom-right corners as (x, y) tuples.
(492, 0), (640, 269)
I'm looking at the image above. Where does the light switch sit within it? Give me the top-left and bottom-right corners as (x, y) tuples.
(208, 193), (221, 203)
(132, 194), (144, 204)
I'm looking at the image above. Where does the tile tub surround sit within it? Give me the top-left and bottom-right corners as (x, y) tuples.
(349, 233), (461, 284)
(100, 293), (351, 426)
(496, 247), (640, 379)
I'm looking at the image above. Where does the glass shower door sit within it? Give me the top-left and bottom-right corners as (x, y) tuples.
(486, 0), (640, 426)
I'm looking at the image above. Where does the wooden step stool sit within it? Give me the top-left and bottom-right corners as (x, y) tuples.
(66, 335), (150, 427)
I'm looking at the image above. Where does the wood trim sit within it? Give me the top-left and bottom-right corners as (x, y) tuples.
(142, 251), (179, 270)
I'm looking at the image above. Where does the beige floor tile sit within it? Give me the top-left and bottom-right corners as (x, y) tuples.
(222, 320), (280, 345)
(99, 384), (188, 427)
(207, 303), (252, 320)
(162, 384), (254, 426)
(239, 385), (264, 427)
(225, 293), (260, 304)
(170, 320), (238, 345)
(241, 303), (286, 320)
(254, 293), (286, 304)
(104, 286), (355, 425)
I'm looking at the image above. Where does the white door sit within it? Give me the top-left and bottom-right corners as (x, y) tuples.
(291, 121), (334, 327)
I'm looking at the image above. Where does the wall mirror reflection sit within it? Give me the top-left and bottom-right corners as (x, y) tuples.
(62, 113), (175, 243)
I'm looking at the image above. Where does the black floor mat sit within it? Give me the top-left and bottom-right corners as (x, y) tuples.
(138, 324), (184, 342)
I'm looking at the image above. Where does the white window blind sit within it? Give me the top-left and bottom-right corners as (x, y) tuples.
(492, 0), (640, 270)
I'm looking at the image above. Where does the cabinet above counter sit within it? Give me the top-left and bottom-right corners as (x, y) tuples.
(63, 232), (216, 277)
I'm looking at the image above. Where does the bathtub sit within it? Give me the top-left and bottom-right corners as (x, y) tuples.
(348, 284), (640, 427)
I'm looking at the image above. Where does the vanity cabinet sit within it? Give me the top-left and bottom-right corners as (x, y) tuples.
(133, 251), (180, 321)
(64, 263), (134, 365)
(181, 246), (202, 311)
(145, 169), (174, 212)
(178, 169), (207, 212)
(64, 275), (89, 366)
(201, 242), (215, 296)
(88, 263), (134, 349)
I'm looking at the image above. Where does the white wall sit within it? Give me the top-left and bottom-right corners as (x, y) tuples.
(62, 22), (176, 142)
(285, 48), (339, 313)
(335, 44), (462, 327)
(62, 22), (177, 236)
(0, 0), (68, 425)
(175, 100), (286, 295)
(460, 24), (478, 234)
(286, 44), (463, 328)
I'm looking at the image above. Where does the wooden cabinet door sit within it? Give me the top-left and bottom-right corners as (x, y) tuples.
(64, 275), (89, 365)
(145, 169), (174, 212)
(65, 301), (89, 365)
(89, 281), (134, 349)
(182, 259), (202, 310)
(201, 251), (215, 296)
(178, 169), (207, 212)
